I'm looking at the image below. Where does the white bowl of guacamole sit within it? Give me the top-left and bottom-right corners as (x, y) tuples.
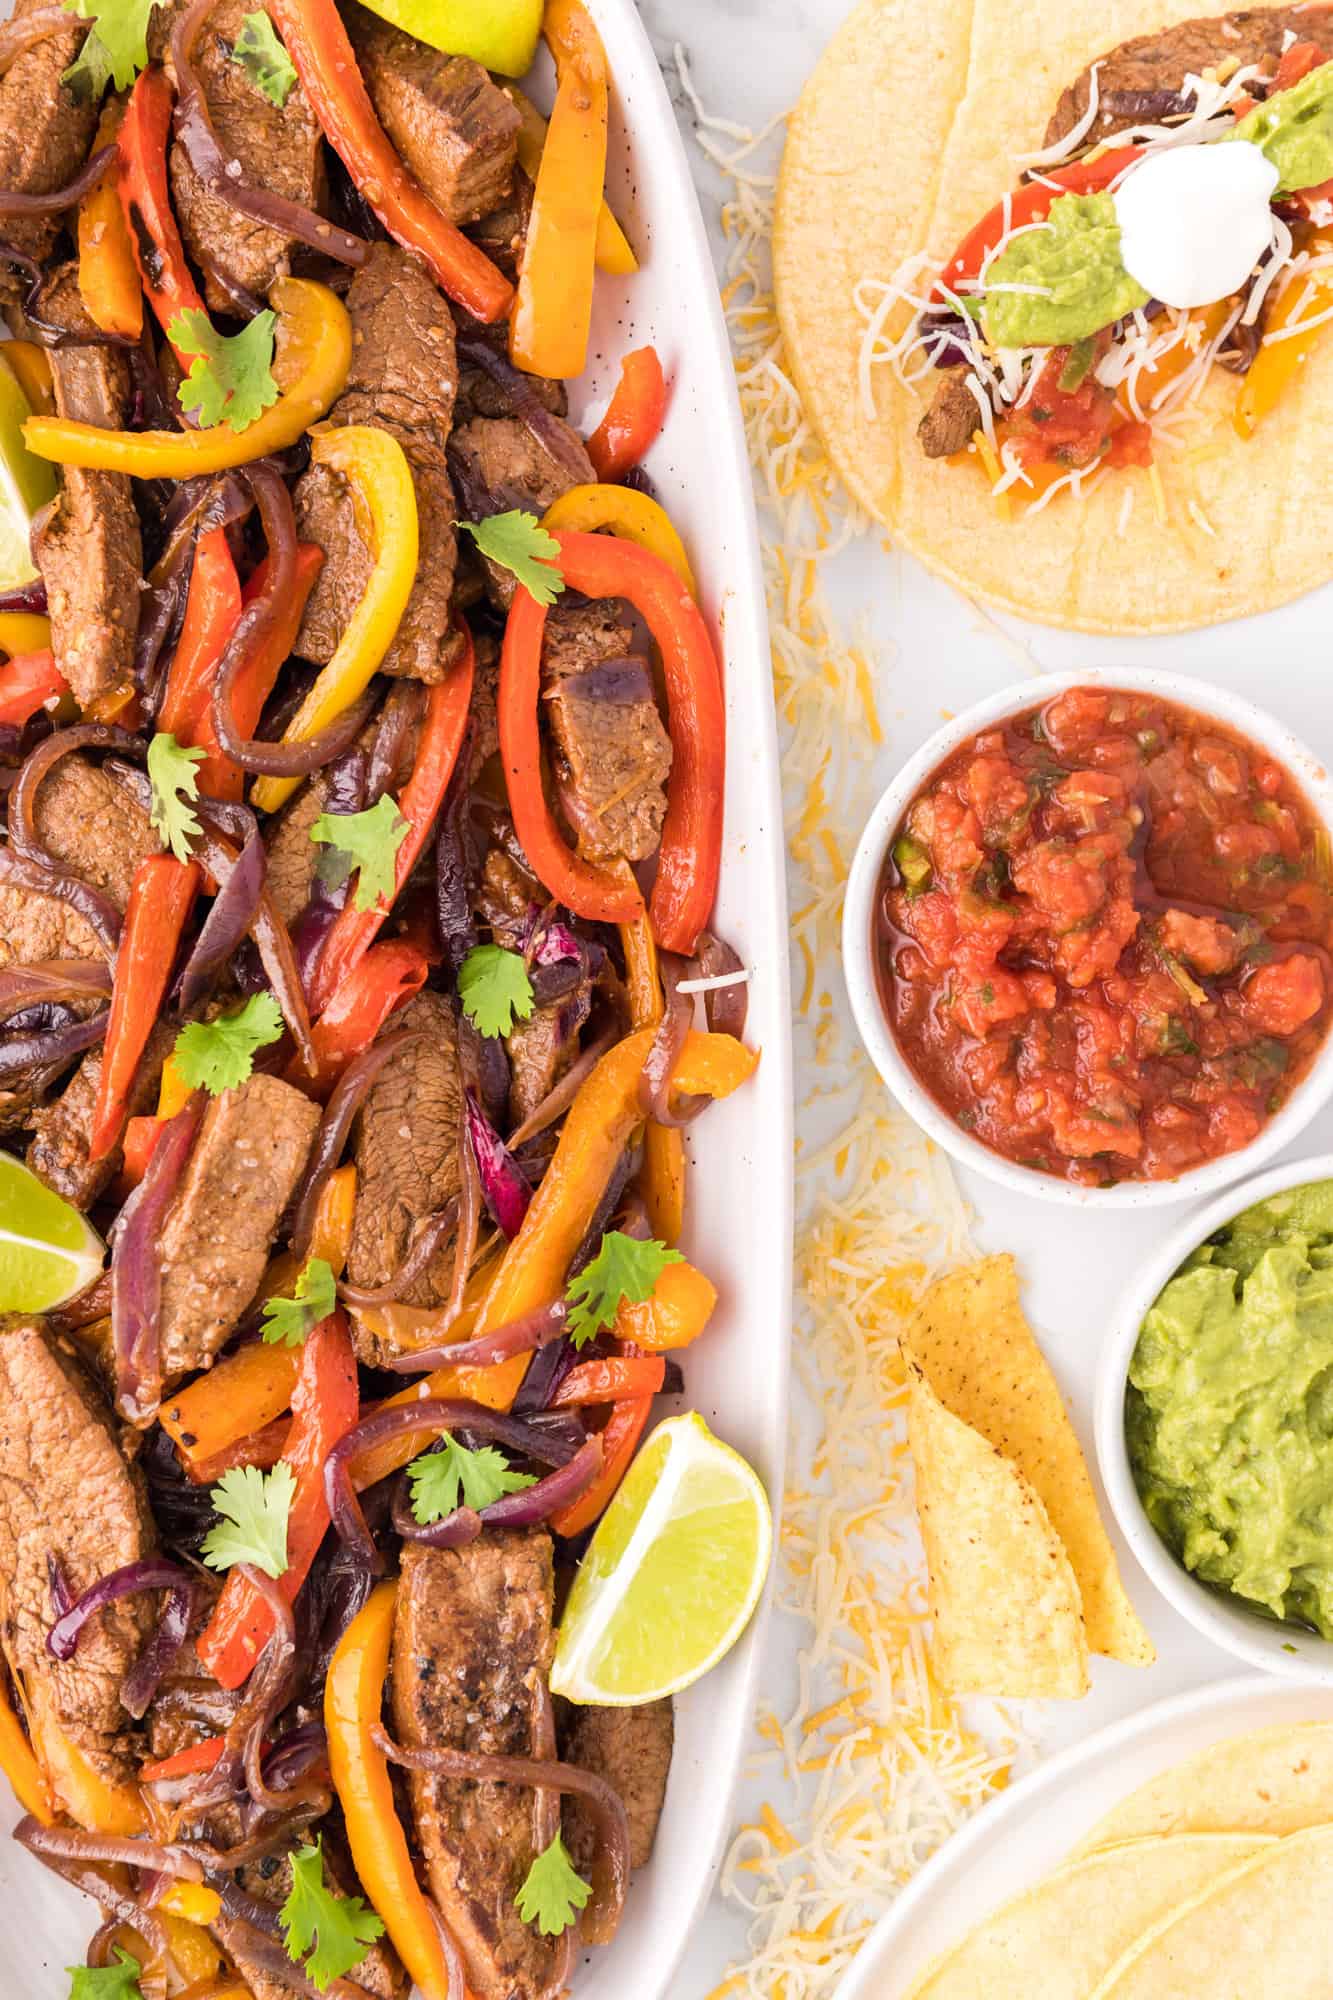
(1099, 1154), (1333, 1681)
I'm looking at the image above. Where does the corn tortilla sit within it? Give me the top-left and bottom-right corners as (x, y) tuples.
(905, 1256), (1154, 1667)
(1075, 1721), (1333, 1851)
(774, 0), (1333, 633)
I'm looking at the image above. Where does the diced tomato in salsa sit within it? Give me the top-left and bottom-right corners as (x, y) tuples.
(877, 688), (1333, 1185)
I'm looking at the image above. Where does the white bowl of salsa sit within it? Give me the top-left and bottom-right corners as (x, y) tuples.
(1097, 1154), (1333, 1681)
(842, 668), (1333, 1209)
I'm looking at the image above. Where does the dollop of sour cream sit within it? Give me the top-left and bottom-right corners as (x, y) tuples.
(1113, 140), (1280, 309)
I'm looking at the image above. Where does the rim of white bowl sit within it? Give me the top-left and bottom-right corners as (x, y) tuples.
(1096, 1149), (1333, 1680)
(841, 666), (1333, 1211)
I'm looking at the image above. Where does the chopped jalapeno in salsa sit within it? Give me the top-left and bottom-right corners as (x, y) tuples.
(876, 686), (1333, 1185)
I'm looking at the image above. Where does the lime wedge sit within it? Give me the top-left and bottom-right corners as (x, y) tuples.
(551, 1413), (772, 1706)
(0, 1151), (105, 1312)
(354, 0), (541, 75)
(0, 350), (55, 593)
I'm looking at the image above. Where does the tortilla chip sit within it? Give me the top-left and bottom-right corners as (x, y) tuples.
(908, 1364), (1089, 1698)
(774, 0), (1333, 633)
(1075, 1722), (1333, 1852)
(1090, 1825), (1333, 1996)
(905, 1834), (1271, 2000)
(906, 1256), (1154, 1667)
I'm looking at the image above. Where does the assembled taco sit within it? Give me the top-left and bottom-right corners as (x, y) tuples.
(776, 1), (1333, 632)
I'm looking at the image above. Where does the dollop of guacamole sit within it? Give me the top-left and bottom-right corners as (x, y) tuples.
(1128, 1179), (1333, 1637)
(1232, 61), (1333, 196)
(983, 192), (1150, 349)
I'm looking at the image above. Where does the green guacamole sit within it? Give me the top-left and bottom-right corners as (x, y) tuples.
(1232, 60), (1333, 196)
(1128, 1179), (1333, 1637)
(983, 192), (1149, 349)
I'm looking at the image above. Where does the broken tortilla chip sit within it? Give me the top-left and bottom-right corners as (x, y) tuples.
(908, 1363), (1090, 1699)
(906, 1255), (1155, 1670)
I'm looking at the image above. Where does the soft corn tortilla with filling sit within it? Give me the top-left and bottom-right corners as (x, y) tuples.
(774, 0), (1333, 633)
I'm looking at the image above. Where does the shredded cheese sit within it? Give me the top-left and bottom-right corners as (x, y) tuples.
(676, 53), (1021, 1999)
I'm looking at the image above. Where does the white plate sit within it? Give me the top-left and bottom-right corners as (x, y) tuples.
(0, 5), (792, 1996)
(833, 1676), (1333, 2000)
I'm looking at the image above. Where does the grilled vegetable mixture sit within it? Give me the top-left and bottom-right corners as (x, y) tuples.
(0, 0), (756, 1991)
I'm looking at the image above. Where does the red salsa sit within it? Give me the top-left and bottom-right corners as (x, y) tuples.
(877, 687), (1333, 1185)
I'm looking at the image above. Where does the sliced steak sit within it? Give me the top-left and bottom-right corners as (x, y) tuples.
(0, 0), (97, 268)
(263, 770), (333, 927)
(1046, 7), (1333, 146)
(166, 0), (326, 311)
(542, 603), (671, 865)
(31, 267), (141, 707)
(448, 415), (594, 612)
(158, 1074), (320, 1376)
(561, 1699), (673, 1876)
(294, 244), (459, 684)
(345, 990), (460, 1345)
(507, 990), (589, 1128)
(0, 754), (160, 973)
(0, 1322), (153, 1790)
(390, 1535), (560, 2000)
(919, 373), (982, 458)
(28, 1019), (175, 1210)
(349, 4), (520, 225)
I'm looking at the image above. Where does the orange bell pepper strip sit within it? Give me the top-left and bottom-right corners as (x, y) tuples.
(326, 1583), (458, 2000)
(116, 68), (206, 365)
(618, 891), (686, 1243)
(1115, 299), (1231, 422)
(303, 940), (430, 1096)
(617, 1258), (717, 1351)
(89, 855), (200, 1163)
(543, 483), (696, 595)
(2, 345), (53, 416)
(0, 610), (52, 657)
(197, 1309), (359, 1689)
(158, 526), (243, 796)
(1235, 227), (1333, 437)
(586, 347), (668, 482)
(181, 1414), (291, 1486)
(26, 1677), (146, 1835)
(79, 102), (142, 340)
(551, 1354), (665, 1405)
(307, 629), (475, 1016)
(0, 1673), (53, 1824)
(504, 81), (636, 276)
(0, 648), (67, 728)
(509, 0), (608, 380)
(266, 0), (510, 324)
(550, 1395), (652, 1536)
(500, 530), (726, 952)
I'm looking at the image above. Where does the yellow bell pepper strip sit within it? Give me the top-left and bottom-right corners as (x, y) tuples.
(0, 610), (53, 658)
(24, 277), (352, 478)
(619, 891), (686, 1243)
(542, 483), (696, 595)
(2, 344), (52, 416)
(0, 1673), (53, 1824)
(250, 426), (418, 813)
(504, 82), (637, 275)
(1236, 229), (1333, 437)
(616, 1257), (717, 1350)
(79, 103), (142, 340)
(159, 1883), (222, 1926)
(509, 0), (608, 380)
(326, 1583), (459, 2000)
(267, 0), (512, 324)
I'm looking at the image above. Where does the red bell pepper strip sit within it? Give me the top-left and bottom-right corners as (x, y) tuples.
(302, 939), (430, 1096)
(586, 347), (668, 482)
(551, 1354), (666, 1406)
(119, 1114), (160, 1186)
(140, 1736), (228, 1783)
(181, 1414), (291, 1487)
(550, 1394), (652, 1537)
(307, 626), (475, 1017)
(264, 0), (512, 325)
(937, 145), (1144, 299)
(196, 1309), (359, 1690)
(228, 540), (324, 743)
(499, 529), (725, 953)
(0, 649), (67, 727)
(116, 67), (207, 366)
(88, 855), (200, 1163)
(158, 527), (243, 798)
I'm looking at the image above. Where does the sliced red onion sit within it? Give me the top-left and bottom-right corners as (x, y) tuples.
(337, 1200), (457, 1308)
(172, 0), (367, 267)
(177, 817), (266, 1012)
(465, 1087), (531, 1238)
(639, 955), (708, 1129)
(434, 725), (477, 974)
(259, 1720), (328, 1797)
(0, 1004), (106, 1079)
(7, 723), (145, 875)
(290, 748), (366, 992)
(684, 931), (749, 1038)
(0, 958), (111, 1015)
(179, 1566), (296, 1820)
(47, 1556), (197, 1720)
(455, 337), (594, 485)
(0, 142), (114, 216)
(366, 682), (423, 805)
(15, 1816), (202, 1881)
(109, 1095), (204, 1423)
(392, 1433), (602, 1548)
(0, 577), (47, 613)
(383, 1297), (570, 1376)
(511, 1332), (578, 1417)
(288, 1028), (421, 1262)
(0, 845), (122, 959)
(196, 816), (315, 1076)
(14, 1820), (170, 1960)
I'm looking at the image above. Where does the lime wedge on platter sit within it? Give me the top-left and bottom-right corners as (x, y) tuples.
(0, 349), (55, 593)
(353, 0), (542, 76)
(0, 1150), (105, 1313)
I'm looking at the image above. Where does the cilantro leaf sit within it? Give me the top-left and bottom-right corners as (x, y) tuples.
(279, 1836), (386, 1991)
(457, 943), (535, 1040)
(67, 1950), (144, 2000)
(232, 9), (297, 105)
(172, 992), (284, 1096)
(147, 731), (204, 863)
(514, 1834), (591, 1937)
(261, 1257), (336, 1349)
(62, 0), (158, 96)
(565, 1230), (684, 1349)
(461, 511), (565, 607)
(407, 1436), (536, 1525)
(309, 793), (408, 914)
(168, 308), (280, 434)
(201, 1460), (295, 1579)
